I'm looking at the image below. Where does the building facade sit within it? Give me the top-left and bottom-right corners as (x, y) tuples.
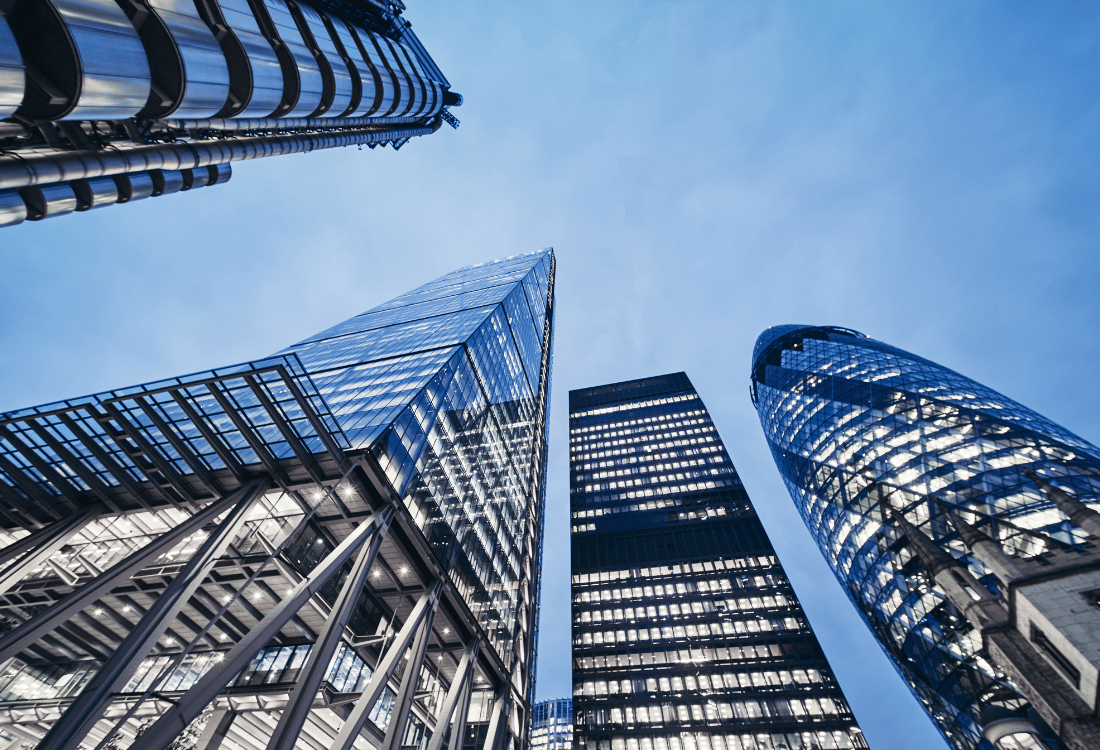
(530, 699), (572, 750)
(750, 325), (1100, 750)
(0, 249), (553, 750)
(570, 373), (865, 750)
(0, 0), (460, 228)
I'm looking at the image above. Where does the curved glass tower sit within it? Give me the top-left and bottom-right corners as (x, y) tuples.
(750, 325), (1100, 750)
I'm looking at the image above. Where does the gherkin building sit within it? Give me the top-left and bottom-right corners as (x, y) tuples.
(750, 325), (1100, 750)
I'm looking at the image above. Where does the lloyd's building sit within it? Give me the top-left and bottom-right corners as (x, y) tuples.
(0, 0), (460, 227)
(0, 251), (554, 750)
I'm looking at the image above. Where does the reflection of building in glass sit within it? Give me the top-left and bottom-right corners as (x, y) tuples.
(530, 698), (572, 750)
(0, 0), (461, 228)
(751, 325), (1100, 750)
(0, 250), (553, 750)
(570, 373), (865, 750)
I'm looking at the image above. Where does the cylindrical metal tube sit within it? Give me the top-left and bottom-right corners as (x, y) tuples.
(158, 114), (420, 130)
(0, 124), (432, 189)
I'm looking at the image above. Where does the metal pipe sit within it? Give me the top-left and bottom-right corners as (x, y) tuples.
(264, 504), (395, 750)
(158, 114), (421, 131)
(0, 124), (433, 190)
(33, 479), (271, 750)
(125, 509), (392, 750)
(330, 581), (443, 750)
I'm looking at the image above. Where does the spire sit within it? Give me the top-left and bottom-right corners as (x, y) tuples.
(1023, 470), (1100, 540)
(932, 497), (1024, 584)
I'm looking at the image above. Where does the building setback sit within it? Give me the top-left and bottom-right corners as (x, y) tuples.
(750, 325), (1100, 750)
(0, 0), (461, 228)
(530, 698), (573, 750)
(570, 373), (865, 750)
(0, 250), (553, 750)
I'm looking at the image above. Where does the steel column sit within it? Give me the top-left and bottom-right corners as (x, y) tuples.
(264, 505), (395, 750)
(126, 509), (392, 750)
(481, 688), (511, 750)
(194, 710), (236, 750)
(382, 598), (438, 750)
(34, 479), (270, 750)
(0, 486), (269, 664)
(0, 508), (99, 595)
(330, 581), (443, 750)
(424, 639), (478, 750)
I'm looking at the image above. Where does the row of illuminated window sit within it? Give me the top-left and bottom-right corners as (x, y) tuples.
(571, 410), (705, 438)
(571, 416), (710, 442)
(573, 558), (777, 584)
(578, 478), (739, 498)
(576, 444), (722, 472)
(578, 454), (727, 481)
(576, 695), (847, 725)
(572, 496), (737, 520)
(572, 423), (715, 449)
(575, 643), (791, 671)
(576, 729), (863, 750)
(571, 394), (698, 418)
(576, 668), (829, 697)
(575, 594), (793, 624)
(573, 434), (718, 457)
(572, 507), (734, 532)
(573, 575), (783, 602)
(573, 442), (722, 466)
(575, 617), (802, 647)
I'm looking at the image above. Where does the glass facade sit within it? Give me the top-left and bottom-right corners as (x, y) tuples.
(0, 249), (554, 750)
(750, 325), (1100, 750)
(570, 373), (865, 750)
(531, 698), (574, 750)
(279, 248), (555, 674)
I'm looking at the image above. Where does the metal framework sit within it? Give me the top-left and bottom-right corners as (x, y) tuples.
(0, 355), (516, 750)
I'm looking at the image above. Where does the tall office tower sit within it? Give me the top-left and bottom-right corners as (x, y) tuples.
(530, 699), (572, 750)
(0, 250), (553, 750)
(570, 373), (866, 750)
(0, 0), (460, 228)
(751, 325), (1100, 750)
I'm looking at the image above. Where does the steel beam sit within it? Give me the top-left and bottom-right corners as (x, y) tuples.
(330, 581), (443, 750)
(170, 392), (247, 482)
(481, 688), (511, 750)
(244, 376), (323, 487)
(382, 599), (437, 750)
(34, 480), (270, 750)
(133, 396), (223, 496)
(265, 505), (395, 750)
(425, 639), (479, 750)
(0, 508), (98, 594)
(125, 508), (391, 750)
(0, 487), (261, 664)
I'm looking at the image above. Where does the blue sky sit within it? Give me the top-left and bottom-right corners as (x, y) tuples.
(2, 2), (1100, 749)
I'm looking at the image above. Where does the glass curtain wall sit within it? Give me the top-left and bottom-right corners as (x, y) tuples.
(750, 325), (1100, 750)
(570, 373), (865, 750)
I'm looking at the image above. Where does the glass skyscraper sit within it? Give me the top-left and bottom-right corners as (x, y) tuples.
(570, 373), (865, 750)
(0, 250), (553, 750)
(750, 324), (1100, 750)
(530, 698), (573, 750)
(0, 0), (460, 228)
